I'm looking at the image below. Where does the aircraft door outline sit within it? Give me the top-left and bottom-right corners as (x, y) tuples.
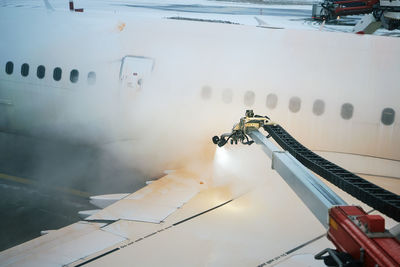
(119, 56), (154, 95)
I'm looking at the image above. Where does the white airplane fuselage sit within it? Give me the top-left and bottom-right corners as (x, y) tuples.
(0, 8), (400, 178)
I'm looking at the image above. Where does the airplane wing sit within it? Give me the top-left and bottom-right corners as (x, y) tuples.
(0, 147), (337, 266)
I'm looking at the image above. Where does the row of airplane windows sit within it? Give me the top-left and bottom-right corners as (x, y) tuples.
(2, 61), (396, 126)
(201, 86), (396, 126)
(4, 61), (96, 85)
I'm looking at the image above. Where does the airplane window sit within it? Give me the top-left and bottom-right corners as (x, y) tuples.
(5, 61), (13, 75)
(244, 91), (255, 107)
(70, 69), (79, 83)
(381, 108), (395, 126)
(341, 103), (353, 120)
(201, 86), (212, 100)
(313, 99), (325, 116)
(21, 63), (29, 77)
(53, 67), (62, 81)
(289, 96), (301, 113)
(222, 88), (233, 104)
(266, 93), (278, 109)
(87, 71), (96, 85)
(37, 65), (45, 79)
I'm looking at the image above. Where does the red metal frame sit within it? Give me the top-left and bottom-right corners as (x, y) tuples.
(334, 6), (374, 16)
(315, 0), (379, 18)
(328, 206), (400, 267)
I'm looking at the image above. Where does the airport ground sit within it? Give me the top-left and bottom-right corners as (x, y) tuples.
(0, 133), (149, 251)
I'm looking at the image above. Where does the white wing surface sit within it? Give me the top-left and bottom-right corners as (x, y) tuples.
(0, 147), (337, 266)
(86, 171), (202, 223)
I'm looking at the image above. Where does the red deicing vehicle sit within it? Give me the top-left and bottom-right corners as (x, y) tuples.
(312, 0), (400, 33)
(312, 0), (379, 20)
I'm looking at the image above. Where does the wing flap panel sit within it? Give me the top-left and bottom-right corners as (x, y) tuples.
(87, 171), (203, 223)
(0, 221), (126, 266)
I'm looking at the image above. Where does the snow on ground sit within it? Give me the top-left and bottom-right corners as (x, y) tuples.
(0, 0), (399, 36)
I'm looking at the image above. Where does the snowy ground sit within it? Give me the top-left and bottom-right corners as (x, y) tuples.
(1, 0), (399, 36)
